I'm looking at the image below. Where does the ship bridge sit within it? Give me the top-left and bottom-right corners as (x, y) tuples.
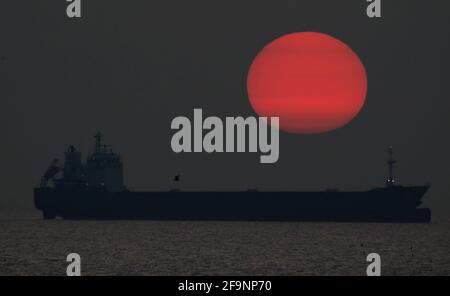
(86, 132), (124, 192)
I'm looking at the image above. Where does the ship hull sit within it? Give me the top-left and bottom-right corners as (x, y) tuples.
(34, 186), (431, 223)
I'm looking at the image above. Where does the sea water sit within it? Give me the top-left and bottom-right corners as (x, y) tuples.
(0, 217), (449, 276)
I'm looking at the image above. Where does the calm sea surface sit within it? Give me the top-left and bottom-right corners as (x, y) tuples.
(1, 218), (449, 276)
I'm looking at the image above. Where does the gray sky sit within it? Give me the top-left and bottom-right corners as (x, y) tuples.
(1, 1), (449, 218)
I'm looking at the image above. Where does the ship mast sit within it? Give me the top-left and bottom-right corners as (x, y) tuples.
(94, 131), (102, 153)
(386, 146), (396, 187)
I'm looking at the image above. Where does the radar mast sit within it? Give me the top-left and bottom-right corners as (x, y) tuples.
(386, 146), (396, 187)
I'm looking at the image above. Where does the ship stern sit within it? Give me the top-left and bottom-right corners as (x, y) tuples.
(34, 187), (58, 219)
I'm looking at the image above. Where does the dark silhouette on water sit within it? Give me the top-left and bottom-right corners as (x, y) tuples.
(34, 132), (431, 222)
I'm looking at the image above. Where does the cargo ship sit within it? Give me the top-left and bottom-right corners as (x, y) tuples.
(34, 132), (431, 222)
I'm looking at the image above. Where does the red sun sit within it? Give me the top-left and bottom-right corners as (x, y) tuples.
(247, 32), (367, 134)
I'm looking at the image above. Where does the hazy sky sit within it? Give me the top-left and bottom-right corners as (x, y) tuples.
(1, 1), (449, 217)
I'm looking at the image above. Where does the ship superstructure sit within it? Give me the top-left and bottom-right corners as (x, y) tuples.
(40, 132), (123, 192)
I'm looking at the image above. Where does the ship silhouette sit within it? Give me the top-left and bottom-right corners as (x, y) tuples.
(34, 132), (431, 222)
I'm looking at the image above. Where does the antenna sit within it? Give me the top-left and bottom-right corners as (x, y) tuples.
(386, 146), (396, 187)
(94, 131), (102, 153)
